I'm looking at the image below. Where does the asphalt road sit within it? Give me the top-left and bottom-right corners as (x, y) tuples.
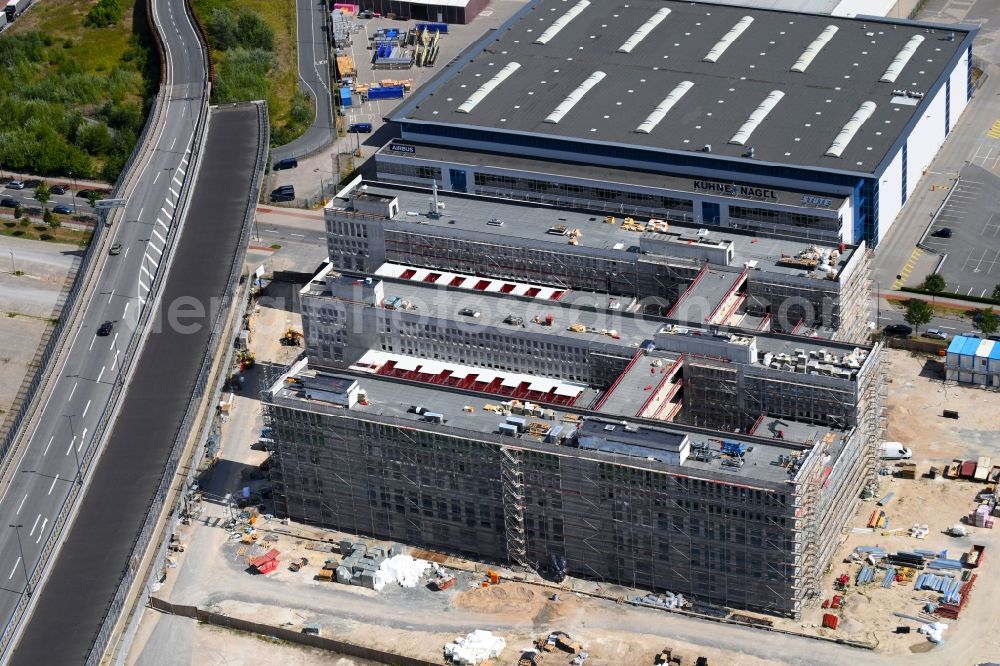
(0, 0), (208, 657)
(270, 0), (334, 163)
(7, 104), (262, 665)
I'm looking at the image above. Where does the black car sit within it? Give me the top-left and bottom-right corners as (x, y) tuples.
(1, 197), (19, 208)
(930, 228), (953, 239)
(50, 185), (68, 195)
(52, 204), (73, 214)
(883, 324), (913, 337)
(270, 191), (295, 203)
(97, 320), (114, 336)
(76, 189), (94, 198)
(273, 157), (298, 171)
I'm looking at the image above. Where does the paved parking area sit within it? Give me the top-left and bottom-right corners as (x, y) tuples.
(922, 164), (1000, 298)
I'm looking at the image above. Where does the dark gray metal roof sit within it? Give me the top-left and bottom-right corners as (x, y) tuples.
(396, 0), (974, 174)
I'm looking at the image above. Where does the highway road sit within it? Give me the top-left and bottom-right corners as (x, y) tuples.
(271, 0), (335, 163)
(8, 104), (264, 665)
(0, 0), (207, 657)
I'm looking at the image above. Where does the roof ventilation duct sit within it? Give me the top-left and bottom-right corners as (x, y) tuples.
(618, 7), (671, 54)
(880, 35), (924, 83)
(544, 71), (606, 124)
(729, 90), (785, 146)
(456, 62), (521, 113)
(635, 80), (694, 134)
(826, 101), (877, 158)
(704, 16), (754, 63)
(791, 25), (838, 73)
(534, 0), (590, 45)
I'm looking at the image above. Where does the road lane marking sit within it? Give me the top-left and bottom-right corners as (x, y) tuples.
(111, 350), (119, 372)
(145, 253), (159, 269)
(109, 333), (118, 352)
(170, 136), (177, 150)
(140, 265), (152, 280)
(139, 279), (150, 293)
(35, 518), (47, 543)
(153, 229), (166, 244)
(156, 218), (168, 231)
(173, 176), (182, 186)
(291, 233), (305, 237)
(48, 475), (59, 495)
(124, 247), (130, 260)
(68, 382), (77, 401)
(8, 558), (20, 580)
(147, 241), (161, 255)
(161, 207), (171, 218)
(82, 399), (92, 417)
(89, 336), (96, 351)
(165, 197), (175, 208)
(169, 187), (179, 198)
(44, 435), (54, 456)
(97, 366), (105, 383)
(16, 493), (27, 515)
(177, 166), (186, 176)
(123, 302), (131, 319)
(80, 428), (87, 449)
(153, 172), (161, 185)
(108, 289), (115, 305)
(138, 207), (144, 219)
(29, 514), (40, 536)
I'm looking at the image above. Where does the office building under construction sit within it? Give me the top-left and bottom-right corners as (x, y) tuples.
(262, 217), (887, 615)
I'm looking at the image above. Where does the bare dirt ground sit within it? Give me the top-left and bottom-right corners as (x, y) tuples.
(0, 236), (77, 426)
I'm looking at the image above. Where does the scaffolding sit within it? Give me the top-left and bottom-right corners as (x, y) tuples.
(500, 447), (528, 567)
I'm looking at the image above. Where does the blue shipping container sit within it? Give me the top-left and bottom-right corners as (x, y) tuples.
(416, 22), (449, 34)
(367, 85), (404, 100)
(339, 86), (353, 107)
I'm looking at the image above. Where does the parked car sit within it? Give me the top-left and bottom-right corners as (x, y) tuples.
(23, 179), (41, 188)
(6, 180), (25, 190)
(924, 328), (949, 340)
(1, 197), (19, 208)
(76, 189), (94, 198)
(49, 185), (68, 195)
(347, 122), (372, 133)
(97, 320), (114, 336)
(270, 189), (294, 203)
(930, 227), (953, 239)
(273, 157), (298, 171)
(109, 243), (123, 256)
(52, 204), (73, 214)
(883, 324), (912, 337)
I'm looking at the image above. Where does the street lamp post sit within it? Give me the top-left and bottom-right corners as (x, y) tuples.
(9, 524), (31, 597)
(8, 250), (14, 275)
(69, 171), (78, 214)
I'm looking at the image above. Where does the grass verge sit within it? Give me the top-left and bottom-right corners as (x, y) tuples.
(0, 219), (93, 246)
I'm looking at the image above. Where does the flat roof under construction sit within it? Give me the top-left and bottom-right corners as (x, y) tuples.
(269, 358), (842, 485)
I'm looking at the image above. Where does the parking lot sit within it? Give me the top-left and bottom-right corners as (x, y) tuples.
(921, 164), (1000, 299)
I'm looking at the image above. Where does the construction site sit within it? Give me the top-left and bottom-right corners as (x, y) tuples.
(242, 179), (894, 621)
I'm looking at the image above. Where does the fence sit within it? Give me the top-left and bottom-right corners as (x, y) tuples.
(90, 101), (270, 666)
(0, 0), (212, 658)
(148, 598), (439, 666)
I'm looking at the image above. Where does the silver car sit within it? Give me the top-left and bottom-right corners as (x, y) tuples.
(924, 328), (949, 340)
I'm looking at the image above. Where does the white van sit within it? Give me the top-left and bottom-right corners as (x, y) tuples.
(879, 441), (912, 460)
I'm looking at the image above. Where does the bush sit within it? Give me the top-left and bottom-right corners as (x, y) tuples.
(77, 123), (113, 155)
(43, 208), (54, 226)
(40, 233), (54, 241)
(85, 0), (124, 28)
(213, 48), (274, 104)
(208, 7), (240, 51)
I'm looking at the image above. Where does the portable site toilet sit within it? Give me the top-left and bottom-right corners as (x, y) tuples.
(946, 336), (964, 381)
(975, 339), (995, 386)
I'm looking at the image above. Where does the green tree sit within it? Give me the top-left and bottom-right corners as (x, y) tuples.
(85, 190), (101, 207)
(974, 309), (999, 337)
(84, 0), (123, 28)
(923, 273), (946, 302)
(78, 123), (113, 155)
(13, 204), (22, 219)
(904, 299), (934, 335)
(237, 11), (275, 51)
(208, 8), (240, 50)
(43, 207), (55, 227)
(34, 182), (50, 207)
(992, 284), (1000, 304)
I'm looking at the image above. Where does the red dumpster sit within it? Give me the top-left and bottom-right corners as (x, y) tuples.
(822, 613), (839, 630)
(250, 548), (280, 574)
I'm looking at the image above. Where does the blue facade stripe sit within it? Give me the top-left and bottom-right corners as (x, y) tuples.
(901, 144), (908, 206)
(945, 79), (952, 136)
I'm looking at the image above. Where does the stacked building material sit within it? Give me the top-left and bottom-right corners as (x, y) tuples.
(881, 567), (896, 588)
(330, 10), (353, 49)
(935, 574), (977, 619)
(856, 566), (878, 585)
(887, 551), (925, 569)
(970, 504), (995, 528)
(927, 558), (964, 570)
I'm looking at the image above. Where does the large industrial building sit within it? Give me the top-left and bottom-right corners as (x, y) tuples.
(325, 181), (873, 341)
(260, 176), (889, 615)
(377, 0), (977, 247)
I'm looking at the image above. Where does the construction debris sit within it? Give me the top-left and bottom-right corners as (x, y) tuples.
(917, 621), (949, 644)
(444, 630), (506, 665)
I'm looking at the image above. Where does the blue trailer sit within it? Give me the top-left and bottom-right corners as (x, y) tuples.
(339, 86), (353, 107)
